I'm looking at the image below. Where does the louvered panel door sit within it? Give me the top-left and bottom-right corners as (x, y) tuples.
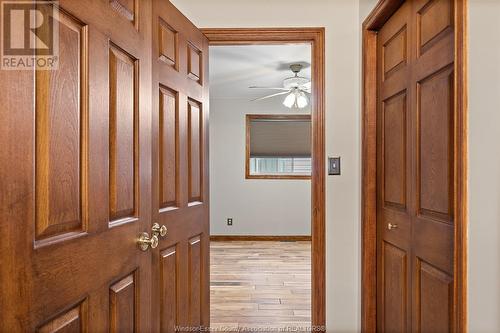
(151, 1), (210, 331)
(376, 0), (457, 332)
(0, 0), (153, 331)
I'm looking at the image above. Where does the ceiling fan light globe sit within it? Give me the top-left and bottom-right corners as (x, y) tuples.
(283, 93), (296, 108)
(297, 92), (308, 108)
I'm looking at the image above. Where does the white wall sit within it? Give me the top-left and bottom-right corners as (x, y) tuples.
(209, 97), (311, 236)
(170, 0), (363, 331)
(468, 1), (500, 331)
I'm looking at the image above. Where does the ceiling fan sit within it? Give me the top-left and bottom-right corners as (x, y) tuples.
(249, 64), (311, 108)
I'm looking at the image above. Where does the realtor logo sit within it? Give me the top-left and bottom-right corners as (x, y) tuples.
(1, 1), (59, 70)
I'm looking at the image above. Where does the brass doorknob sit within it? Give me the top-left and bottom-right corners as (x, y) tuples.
(152, 223), (168, 238)
(137, 232), (159, 251)
(387, 223), (398, 230)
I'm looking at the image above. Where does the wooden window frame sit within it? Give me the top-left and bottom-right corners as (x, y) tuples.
(202, 28), (326, 328)
(245, 114), (312, 180)
(361, 1), (468, 332)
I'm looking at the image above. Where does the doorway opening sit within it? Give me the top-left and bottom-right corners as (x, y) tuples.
(203, 28), (325, 331)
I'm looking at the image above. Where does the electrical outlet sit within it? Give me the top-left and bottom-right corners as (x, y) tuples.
(227, 218), (233, 226)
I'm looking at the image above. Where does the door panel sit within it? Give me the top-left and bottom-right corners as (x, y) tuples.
(382, 91), (407, 209)
(376, 0), (456, 332)
(416, 260), (453, 332)
(159, 86), (179, 210)
(34, 8), (86, 241)
(188, 235), (202, 326)
(382, 242), (408, 333)
(160, 246), (179, 332)
(109, 272), (138, 333)
(151, 0), (210, 331)
(188, 99), (203, 203)
(417, 65), (454, 224)
(37, 300), (88, 333)
(417, 0), (453, 55)
(108, 42), (138, 222)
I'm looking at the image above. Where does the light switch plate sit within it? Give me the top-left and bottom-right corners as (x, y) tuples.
(328, 157), (341, 175)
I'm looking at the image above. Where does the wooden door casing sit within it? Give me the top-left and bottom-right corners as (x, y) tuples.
(375, 0), (459, 332)
(151, 1), (210, 331)
(0, 0), (154, 331)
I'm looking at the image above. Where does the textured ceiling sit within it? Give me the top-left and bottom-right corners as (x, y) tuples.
(209, 44), (312, 100)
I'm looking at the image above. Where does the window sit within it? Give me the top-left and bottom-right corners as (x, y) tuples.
(246, 114), (311, 179)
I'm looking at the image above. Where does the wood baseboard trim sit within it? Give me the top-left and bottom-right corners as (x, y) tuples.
(210, 235), (312, 242)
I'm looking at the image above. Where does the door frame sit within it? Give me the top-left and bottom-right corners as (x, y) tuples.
(360, 1), (468, 332)
(201, 28), (326, 328)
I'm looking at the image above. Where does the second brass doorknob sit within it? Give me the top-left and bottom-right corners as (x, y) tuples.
(387, 223), (398, 230)
(137, 232), (159, 251)
(152, 223), (168, 238)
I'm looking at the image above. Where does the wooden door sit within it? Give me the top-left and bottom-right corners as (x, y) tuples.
(151, 1), (210, 331)
(0, 0), (209, 331)
(376, 0), (456, 331)
(0, 0), (153, 330)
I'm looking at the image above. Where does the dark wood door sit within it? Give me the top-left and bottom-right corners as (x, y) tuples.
(376, 0), (456, 331)
(0, 0), (209, 331)
(151, 1), (210, 332)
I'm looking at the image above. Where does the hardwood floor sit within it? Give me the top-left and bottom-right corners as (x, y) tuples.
(210, 240), (311, 331)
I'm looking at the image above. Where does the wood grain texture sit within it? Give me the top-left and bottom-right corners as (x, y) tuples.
(202, 28), (326, 328)
(416, 259), (453, 332)
(382, 91), (407, 209)
(418, 0), (453, 53)
(417, 65), (454, 222)
(159, 19), (178, 67)
(362, 0), (468, 332)
(361, 28), (378, 333)
(0, 0), (153, 331)
(35, 10), (87, 242)
(383, 25), (407, 78)
(188, 99), (202, 203)
(109, 273), (137, 333)
(159, 86), (179, 209)
(151, 1), (210, 330)
(108, 43), (138, 221)
(188, 236), (202, 326)
(109, 0), (138, 28)
(210, 241), (311, 331)
(187, 43), (202, 82)
(381, 242), (407, 333)
(452, 1), (468, 331)
(160, 247), (178, 332)
(37, 300), (88, 333)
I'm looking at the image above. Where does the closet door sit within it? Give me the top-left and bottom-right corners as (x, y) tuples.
(376, 0), (456, 331)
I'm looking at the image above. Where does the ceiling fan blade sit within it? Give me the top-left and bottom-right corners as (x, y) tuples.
(251, 91), (290, 101)
(300, 82), (311, 91)
(249, 86), (289, 91)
